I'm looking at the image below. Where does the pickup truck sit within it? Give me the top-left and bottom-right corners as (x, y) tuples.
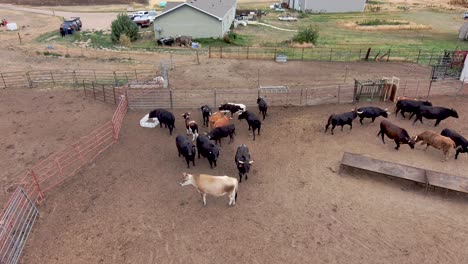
(133, 16), (151, 29)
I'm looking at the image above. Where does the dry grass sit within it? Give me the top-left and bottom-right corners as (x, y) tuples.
(342, 20), (432, 31)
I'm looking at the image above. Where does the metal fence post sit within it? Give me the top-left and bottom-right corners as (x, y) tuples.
(428, 49), (434, 65)
(427, 80), (433, 98)
(300, 88), (303, 105)
(416, 49), (421, 64)
(359, 49), (362, 61)
(329, 48), (333, 61)
(301, 48), (304, 61)
(274, 47), (277, 60)
(387, 49), (391, 62)
(30, 170), (44, 202)
(113, 71), (118, 85)
(336, 85), (341, 103)
(92, 81), (96, 99)
(169, 90), (173, 108)
(416, 80), (420, 97)
(247, 46), (249, 59)
(305, 88), (308, 106)
(214, 89), (217, 107)
(0, 72), (6, 88)
(102, 85), (106, 102)
(72, 70), (77, 90)
(113, 86), (117, 105)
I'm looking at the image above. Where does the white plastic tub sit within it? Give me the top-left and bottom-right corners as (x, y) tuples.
(140, 114), (159, 128)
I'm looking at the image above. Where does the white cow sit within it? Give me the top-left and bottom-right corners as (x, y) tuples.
(179, 173), (238, 206)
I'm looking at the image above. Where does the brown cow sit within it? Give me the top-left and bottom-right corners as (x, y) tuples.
(179, 172), (238, 207)
(414, 131), (457, 161)
(209, 112), (224, 130)
(377, 120), (415, 150)
(213, 115), (232, 129)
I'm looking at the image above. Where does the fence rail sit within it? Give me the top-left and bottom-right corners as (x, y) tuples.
(0, 69), (159, 89)
(0, 94), (128, 264)
(124, 78), (464, 110)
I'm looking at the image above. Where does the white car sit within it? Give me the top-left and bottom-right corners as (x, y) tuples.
(278, 16), (297, 21)
(131, 10), (157, 23)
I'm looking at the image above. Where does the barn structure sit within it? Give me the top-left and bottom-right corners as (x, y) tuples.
(284, 0), (366, 13)
(153, 0), (237, 39)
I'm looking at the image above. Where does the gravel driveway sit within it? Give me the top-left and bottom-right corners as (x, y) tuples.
(0, 3), (118, 30)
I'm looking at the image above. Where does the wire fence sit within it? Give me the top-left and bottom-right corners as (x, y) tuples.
(0, 94), (129, 264)
(204, 46), (446, 65)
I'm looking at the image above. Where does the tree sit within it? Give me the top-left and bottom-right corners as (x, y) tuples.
(293, 25), (319, 45)
(111, 13), (138, 43)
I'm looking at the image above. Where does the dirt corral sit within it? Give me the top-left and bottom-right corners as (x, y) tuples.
(21, 95), (468, 264)
(0, 89), (115, 204)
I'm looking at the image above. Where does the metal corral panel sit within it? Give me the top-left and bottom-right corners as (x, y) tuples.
(153, 5), (222, 39)
(0, 188), (39, 264)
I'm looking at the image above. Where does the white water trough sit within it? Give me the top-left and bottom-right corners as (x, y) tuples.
(140, 114), (159, 128)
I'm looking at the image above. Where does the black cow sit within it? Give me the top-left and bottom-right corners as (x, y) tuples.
(412, 106), (458, 126)
(206, 124), (236, 146)
(356, 107), (389, 124)
(200, 105), (211, 127)
(196, 135), (220, 168)
(395, 99), (432, 119)
(235, 144), (254, 183)
(175, 135), (196, 168)
(377, 120), (415, 150)
(257, 97), (268, 120)
(157, 37), (175, 46)
(148, 109), (175, 135)
(238, 111), (261, 141)
(218, 103), (246, 117)
(441, 128), (467, 159)
(324, 109), (358, 135)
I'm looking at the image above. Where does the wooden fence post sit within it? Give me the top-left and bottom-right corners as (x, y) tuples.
(92, 81), (96, 99)
(93, 70), (97, 83)
(416, 49), (421, 64)
(72, 70), (77, 90)
(196, 50), (200, 65)
(209, 46), (211, 58)
(17, 32), (22, 44)
(102, 85), (106, 102)
(247, 46), (249, 59)
(113, 71), (118, 85)
(301, 48), (304, 61)
(274, 47), (277, 60)
(220, 47), (223, 59)
(26, 72), (33, 88)
(0, 73), (6, 89)
(50, 71), (55, 85)
(329, 48), (333, 61)
(359, 49), (362, 61)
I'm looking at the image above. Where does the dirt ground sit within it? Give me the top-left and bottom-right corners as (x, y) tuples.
(0, 89), (115, 204)
(20, 95), (468, 264)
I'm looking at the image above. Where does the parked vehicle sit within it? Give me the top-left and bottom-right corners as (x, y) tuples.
(175, 35), (192, 47)
(157, 37), (175, 46)
(133, 16), (151, 29)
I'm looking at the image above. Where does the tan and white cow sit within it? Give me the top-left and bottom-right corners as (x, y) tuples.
(179, 173), (238, 207)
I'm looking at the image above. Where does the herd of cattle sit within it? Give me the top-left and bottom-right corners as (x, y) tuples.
(147, 96), (466, 207)
(325, 98), (467, 161)
(148, 98), (268, 206)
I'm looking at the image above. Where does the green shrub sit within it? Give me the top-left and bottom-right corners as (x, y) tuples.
(293, 25), (319, 44)
(111, 13), (138, 43)
(357, 19), (409, 26)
